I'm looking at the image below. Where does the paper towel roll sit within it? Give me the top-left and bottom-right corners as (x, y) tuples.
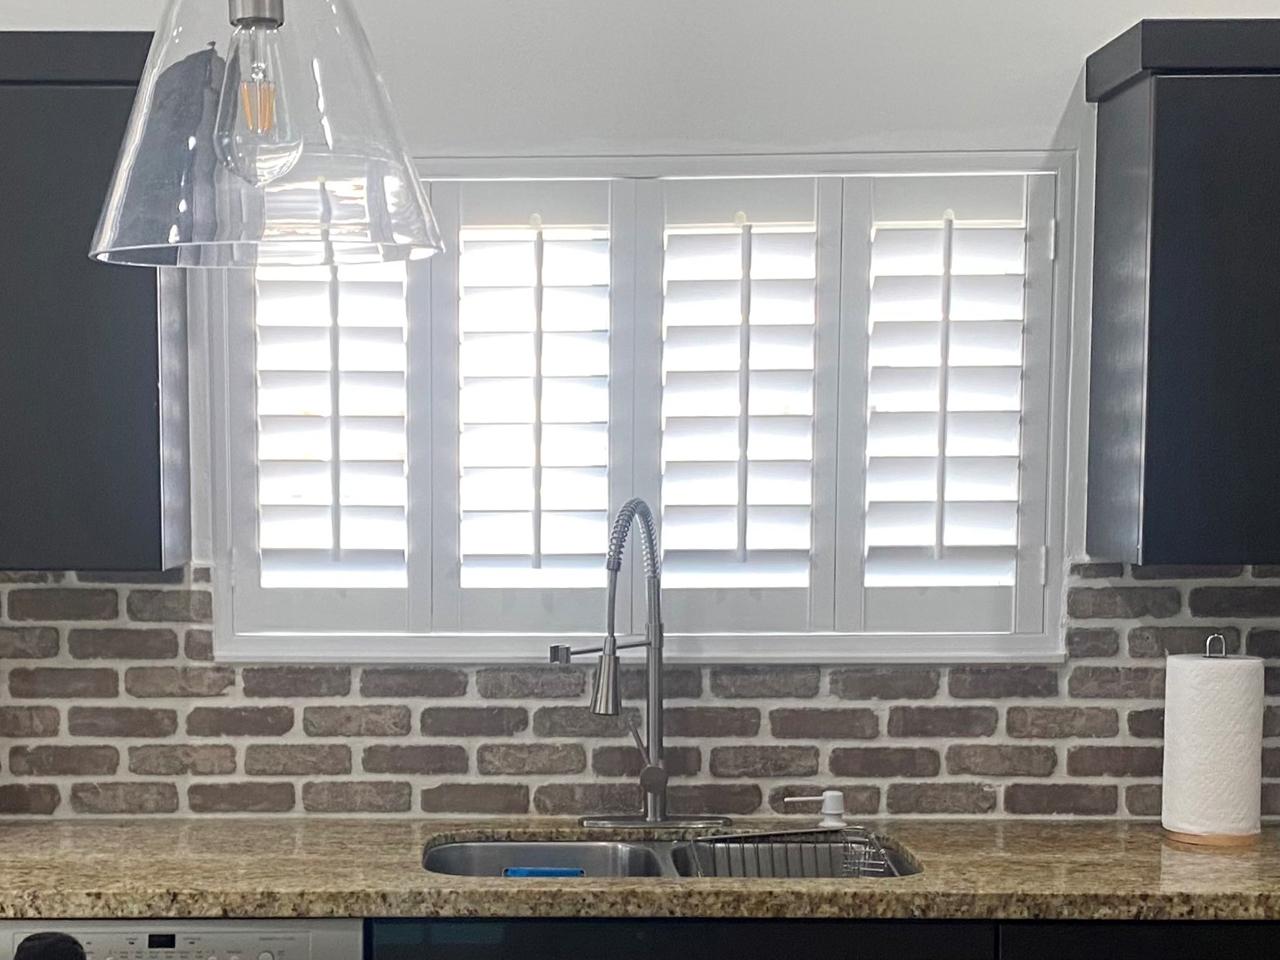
(1162, 652), (1264, 843)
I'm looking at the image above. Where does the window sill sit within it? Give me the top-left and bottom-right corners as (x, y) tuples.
(214, 629), (1066, 664)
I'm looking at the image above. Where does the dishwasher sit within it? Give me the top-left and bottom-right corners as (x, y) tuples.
(0, 921), (362, 960)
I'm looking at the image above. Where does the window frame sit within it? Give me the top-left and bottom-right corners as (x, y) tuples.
(205, 150), (1074, 664)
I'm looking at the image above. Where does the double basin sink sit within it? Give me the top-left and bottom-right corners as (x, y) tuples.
(424, 836), (921, 880)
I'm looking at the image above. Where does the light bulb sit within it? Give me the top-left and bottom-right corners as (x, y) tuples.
(214, 11), (302, 186)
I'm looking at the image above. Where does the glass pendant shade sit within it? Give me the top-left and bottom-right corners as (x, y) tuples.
(91, 0), (442, 268)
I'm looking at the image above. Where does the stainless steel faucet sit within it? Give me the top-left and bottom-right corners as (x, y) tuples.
(550, 498), (730, 829)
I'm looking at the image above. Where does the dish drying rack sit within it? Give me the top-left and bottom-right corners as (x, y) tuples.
(679, 827), (903, 879)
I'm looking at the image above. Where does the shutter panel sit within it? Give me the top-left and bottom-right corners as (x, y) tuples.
(861, 175), (1029, 631)
(659, 181), (818, 601)
(457, 213), (611, 590)
(254, 263), (408, 589)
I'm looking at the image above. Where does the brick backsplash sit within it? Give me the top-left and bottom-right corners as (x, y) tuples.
(1, 563), (1278, 818)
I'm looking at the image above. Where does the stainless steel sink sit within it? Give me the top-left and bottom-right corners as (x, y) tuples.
(423, 830), (922, 880)
(423, 841), (673, 878)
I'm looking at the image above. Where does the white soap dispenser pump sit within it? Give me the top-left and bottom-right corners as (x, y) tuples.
(783, 790), (848, 829)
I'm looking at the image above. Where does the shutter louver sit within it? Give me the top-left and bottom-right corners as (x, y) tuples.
(661, 216), (817, 590)
(254, 264), (409, 588)
(862, 176), (1029, 630)
(458, 224), (611, 589)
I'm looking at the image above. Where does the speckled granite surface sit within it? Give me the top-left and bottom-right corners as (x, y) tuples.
(0, 818), (1277, 921)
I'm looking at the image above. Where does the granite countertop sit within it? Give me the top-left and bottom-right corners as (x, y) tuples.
(0, 817), (1277, 921)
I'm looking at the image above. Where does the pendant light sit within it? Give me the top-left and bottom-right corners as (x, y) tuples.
(91, 0), (442, 268)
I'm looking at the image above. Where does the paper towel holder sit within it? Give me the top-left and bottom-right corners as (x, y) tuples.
(1205, 633), (1229, 658)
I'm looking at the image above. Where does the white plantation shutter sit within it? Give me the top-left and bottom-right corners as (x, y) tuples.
(219, 164), (1062, 659)
(655, 179), (829, 633)
(254, 264), (410, 590)
(857, 175), (1043, 633)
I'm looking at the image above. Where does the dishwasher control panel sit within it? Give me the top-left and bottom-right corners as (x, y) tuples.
(0, 921), (362, 960)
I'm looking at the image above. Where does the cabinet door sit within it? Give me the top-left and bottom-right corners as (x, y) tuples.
(369, 919), (997, 960)
(1142, 74), (1280, 563)
(999, 921), (1280, 958)
(0, 83), (171, 569)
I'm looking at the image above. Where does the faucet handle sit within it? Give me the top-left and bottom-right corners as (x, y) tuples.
(549, 644), (573, 665)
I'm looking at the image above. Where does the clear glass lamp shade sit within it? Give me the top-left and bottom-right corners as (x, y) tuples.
(91, 0), (442, 268)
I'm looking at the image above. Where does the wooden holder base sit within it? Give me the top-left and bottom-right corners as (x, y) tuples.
(1163, 828), (1261, 848)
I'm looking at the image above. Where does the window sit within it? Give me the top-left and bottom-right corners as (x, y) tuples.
(212, 158), (1068, 662)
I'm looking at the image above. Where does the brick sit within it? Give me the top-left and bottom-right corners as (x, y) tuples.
(887, 783), (997, 815)
(948, 666), (1058, 699)
(533, 783), (643, 816)
(243, 666), (351, 698)
(76, 569), (185, 585)
(830, 747), (940, 778)
(10, 667), (117, 699)
(128, 745), (236, 776)
(1067, 587), (1180, 619)
(1007, 707), (1119, 739)
(1070, 562), (1125, 579)
(1128, 626), (1240, 658)
(1067, 745), (1163, 777)
(0, 784), (60, 815)
(1066, 628), (1120, 658)
(188, 782), (294, 813)
(531, 706), (641, 738)
(476, 666), (584, 699)
(364, 745), (470, 775)
(0, 628), (59, 659)
(477, 743), (585, 775)
(126, 589), (212, 622)
(770, 708), (877, 740)
(1265, 748), (1280, 778)
(888, 706), (997, 738)
(184, 629), (214, 661)
(302, 781), (412, 813)
(188, 706), (294, 737)
(946, 744), (1057, 777)
(1266, 784), (1280, 817)
(1268, 707), (1280, 739)
(244, 744), (351, 776)
(425, 707), (529, 737)
(7, 588), (118, 621)
(710, 745), (818, 778)
(1127, 708), (1165, 739)
(125, 666), (236, 698)
(831, 667), (940, 700)
(70, 782), (178, 815)
(360, 667), (468, 699)
(709, 666), (819, 699)
(306, 705), (410, 737)
(422, 783), (529, 814)
(664, 707), (760, 738)
(0, 572), (62, 584)
(68, 707), (177, 739)
(669, 784), (762, 816)
(10, 746), (119, 777)
(1269, 668), (1280, 699)
(1256, 566), (1280, 578)
(68, 628), (178, 660)
(592, 745), (701, 778)
(1247, 630), (1280, 658)
(0, 706), (59, 738)
(192, 567), (212, 584)
(1126, 784), (1163, 817)
(1005, 783), (1118, 815)
(768, 785), (880, 816)
(1068, 666), (1165, 699)
(1132, 565), (1243, 580)
(1070, 563), (1124, 578)
(621, 666), (702, 700)
(1189, 586), (1280, 617)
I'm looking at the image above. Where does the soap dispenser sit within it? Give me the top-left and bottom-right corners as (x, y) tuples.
(783, 790), (848, 829)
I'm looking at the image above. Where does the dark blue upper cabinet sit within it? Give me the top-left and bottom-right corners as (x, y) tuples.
(0, 32), (190, 572)
(1086, 20), (1280, 564)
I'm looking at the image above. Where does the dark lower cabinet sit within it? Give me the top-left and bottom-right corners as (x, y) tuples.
(366, 919), (997, 960)
(368, 919), (1280, 959)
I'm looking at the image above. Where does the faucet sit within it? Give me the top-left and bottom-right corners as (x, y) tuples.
(550, 498), (730, 829)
